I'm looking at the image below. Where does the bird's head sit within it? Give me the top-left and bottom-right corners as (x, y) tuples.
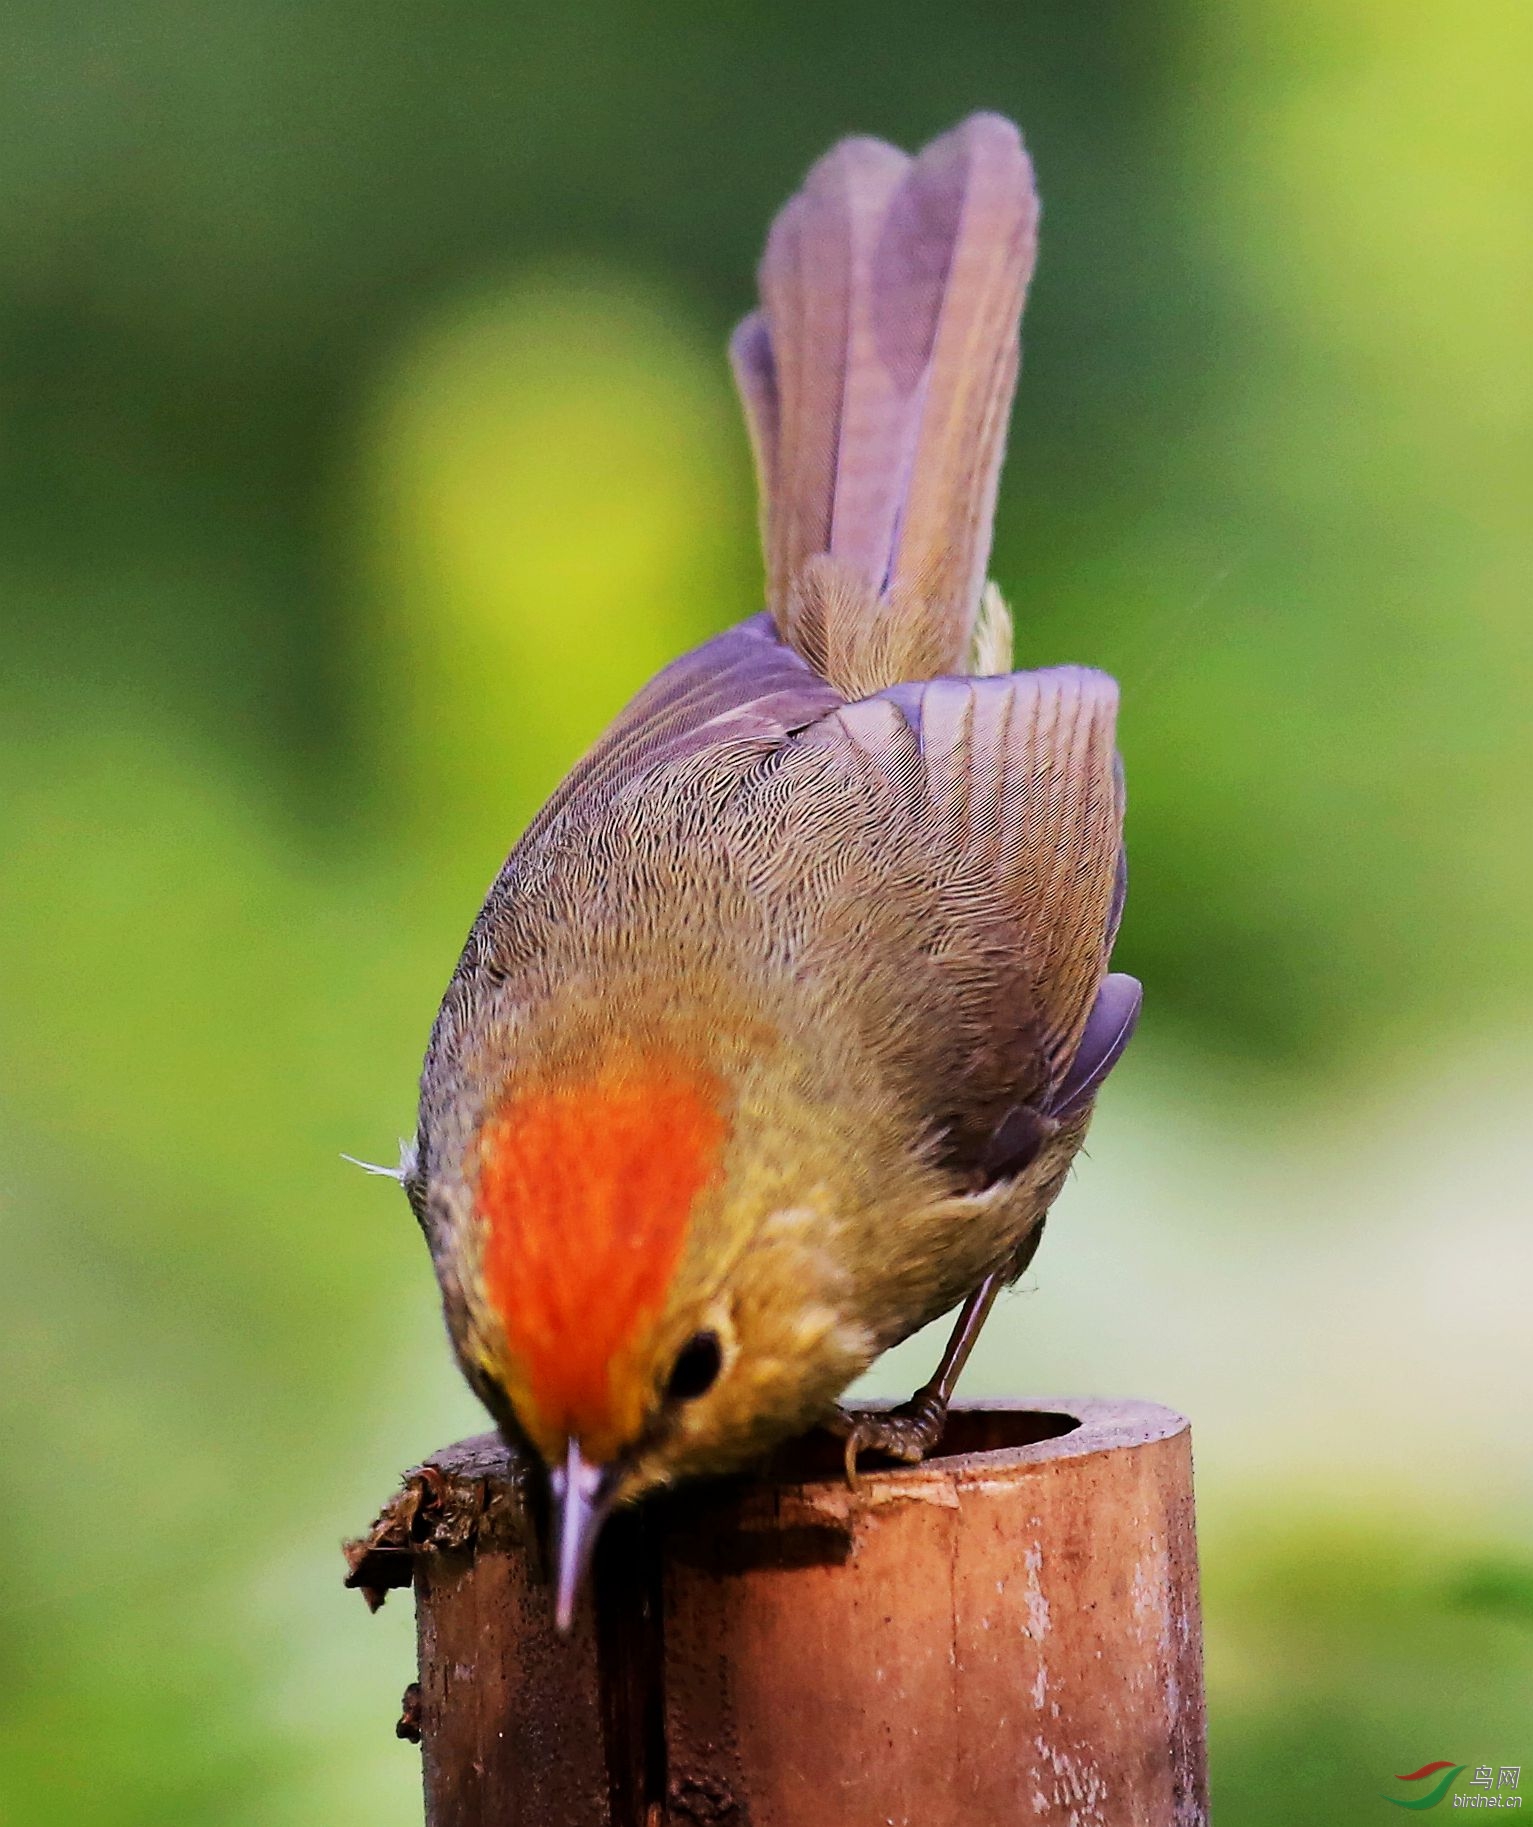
(424, 1030), (890, 1628)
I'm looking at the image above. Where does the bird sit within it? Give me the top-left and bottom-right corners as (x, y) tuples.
(394, 112), (1140, 1631)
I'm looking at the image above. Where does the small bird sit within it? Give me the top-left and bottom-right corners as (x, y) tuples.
(398, 113), (1139, 1629)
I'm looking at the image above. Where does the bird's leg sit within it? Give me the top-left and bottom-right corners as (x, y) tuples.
(830, 1269), (1005, 1486)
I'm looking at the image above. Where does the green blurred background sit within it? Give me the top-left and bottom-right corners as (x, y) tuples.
(2, 2), (1529, 1821)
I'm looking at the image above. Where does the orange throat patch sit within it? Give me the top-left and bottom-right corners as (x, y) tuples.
(474, 1054), (727, 1460)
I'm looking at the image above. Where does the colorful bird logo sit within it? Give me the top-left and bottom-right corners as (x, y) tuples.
(1382, 1762), (1467, 1809)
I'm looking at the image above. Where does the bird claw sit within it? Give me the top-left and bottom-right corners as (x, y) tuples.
(828, 1387), (949, 1489)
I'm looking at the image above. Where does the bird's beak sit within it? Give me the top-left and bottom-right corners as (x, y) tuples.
(548, 1438), (618, 1633)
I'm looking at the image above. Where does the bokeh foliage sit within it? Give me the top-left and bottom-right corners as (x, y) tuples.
(1, 3), (1528, 1821)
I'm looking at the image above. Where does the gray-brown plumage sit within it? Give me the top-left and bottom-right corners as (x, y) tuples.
(404, 112), (1139, 1627)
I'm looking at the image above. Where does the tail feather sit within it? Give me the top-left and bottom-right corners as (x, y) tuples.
(758, 135), (909, 619)
(889, 119), (1033, 649)
(728, 312), (779, 558)
(737, 114), (1039, 697)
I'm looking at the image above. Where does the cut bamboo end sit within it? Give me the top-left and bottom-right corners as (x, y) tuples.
(346, 1397), (1208, 1826)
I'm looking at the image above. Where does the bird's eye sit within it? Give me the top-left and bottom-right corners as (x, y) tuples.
(665, 1330), (723, 1402)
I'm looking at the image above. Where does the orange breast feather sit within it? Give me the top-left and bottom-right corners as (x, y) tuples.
(476, 1056), (727, 1450)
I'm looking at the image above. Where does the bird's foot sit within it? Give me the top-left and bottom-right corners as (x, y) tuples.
(828, 1384), (949, 1489)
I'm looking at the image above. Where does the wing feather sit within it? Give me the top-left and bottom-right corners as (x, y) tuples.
(738, 666), (1126, 1157)
(518, 614), (841, 861)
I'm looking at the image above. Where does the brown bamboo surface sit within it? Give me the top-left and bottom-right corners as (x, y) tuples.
(346, 1397), (1208, 1827)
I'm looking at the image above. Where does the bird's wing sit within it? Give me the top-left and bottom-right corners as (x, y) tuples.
(432, 614), (841, 1075)
(885, 666), (1124, 1101)
(517, 613), (842, 859)
(737, 664), (1127, 1165)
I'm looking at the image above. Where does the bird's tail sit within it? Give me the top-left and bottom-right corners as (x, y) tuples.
(731, 113), (1039, 699)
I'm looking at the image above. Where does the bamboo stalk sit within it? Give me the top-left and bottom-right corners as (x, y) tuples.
(347, 1398), (1208, 1826)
